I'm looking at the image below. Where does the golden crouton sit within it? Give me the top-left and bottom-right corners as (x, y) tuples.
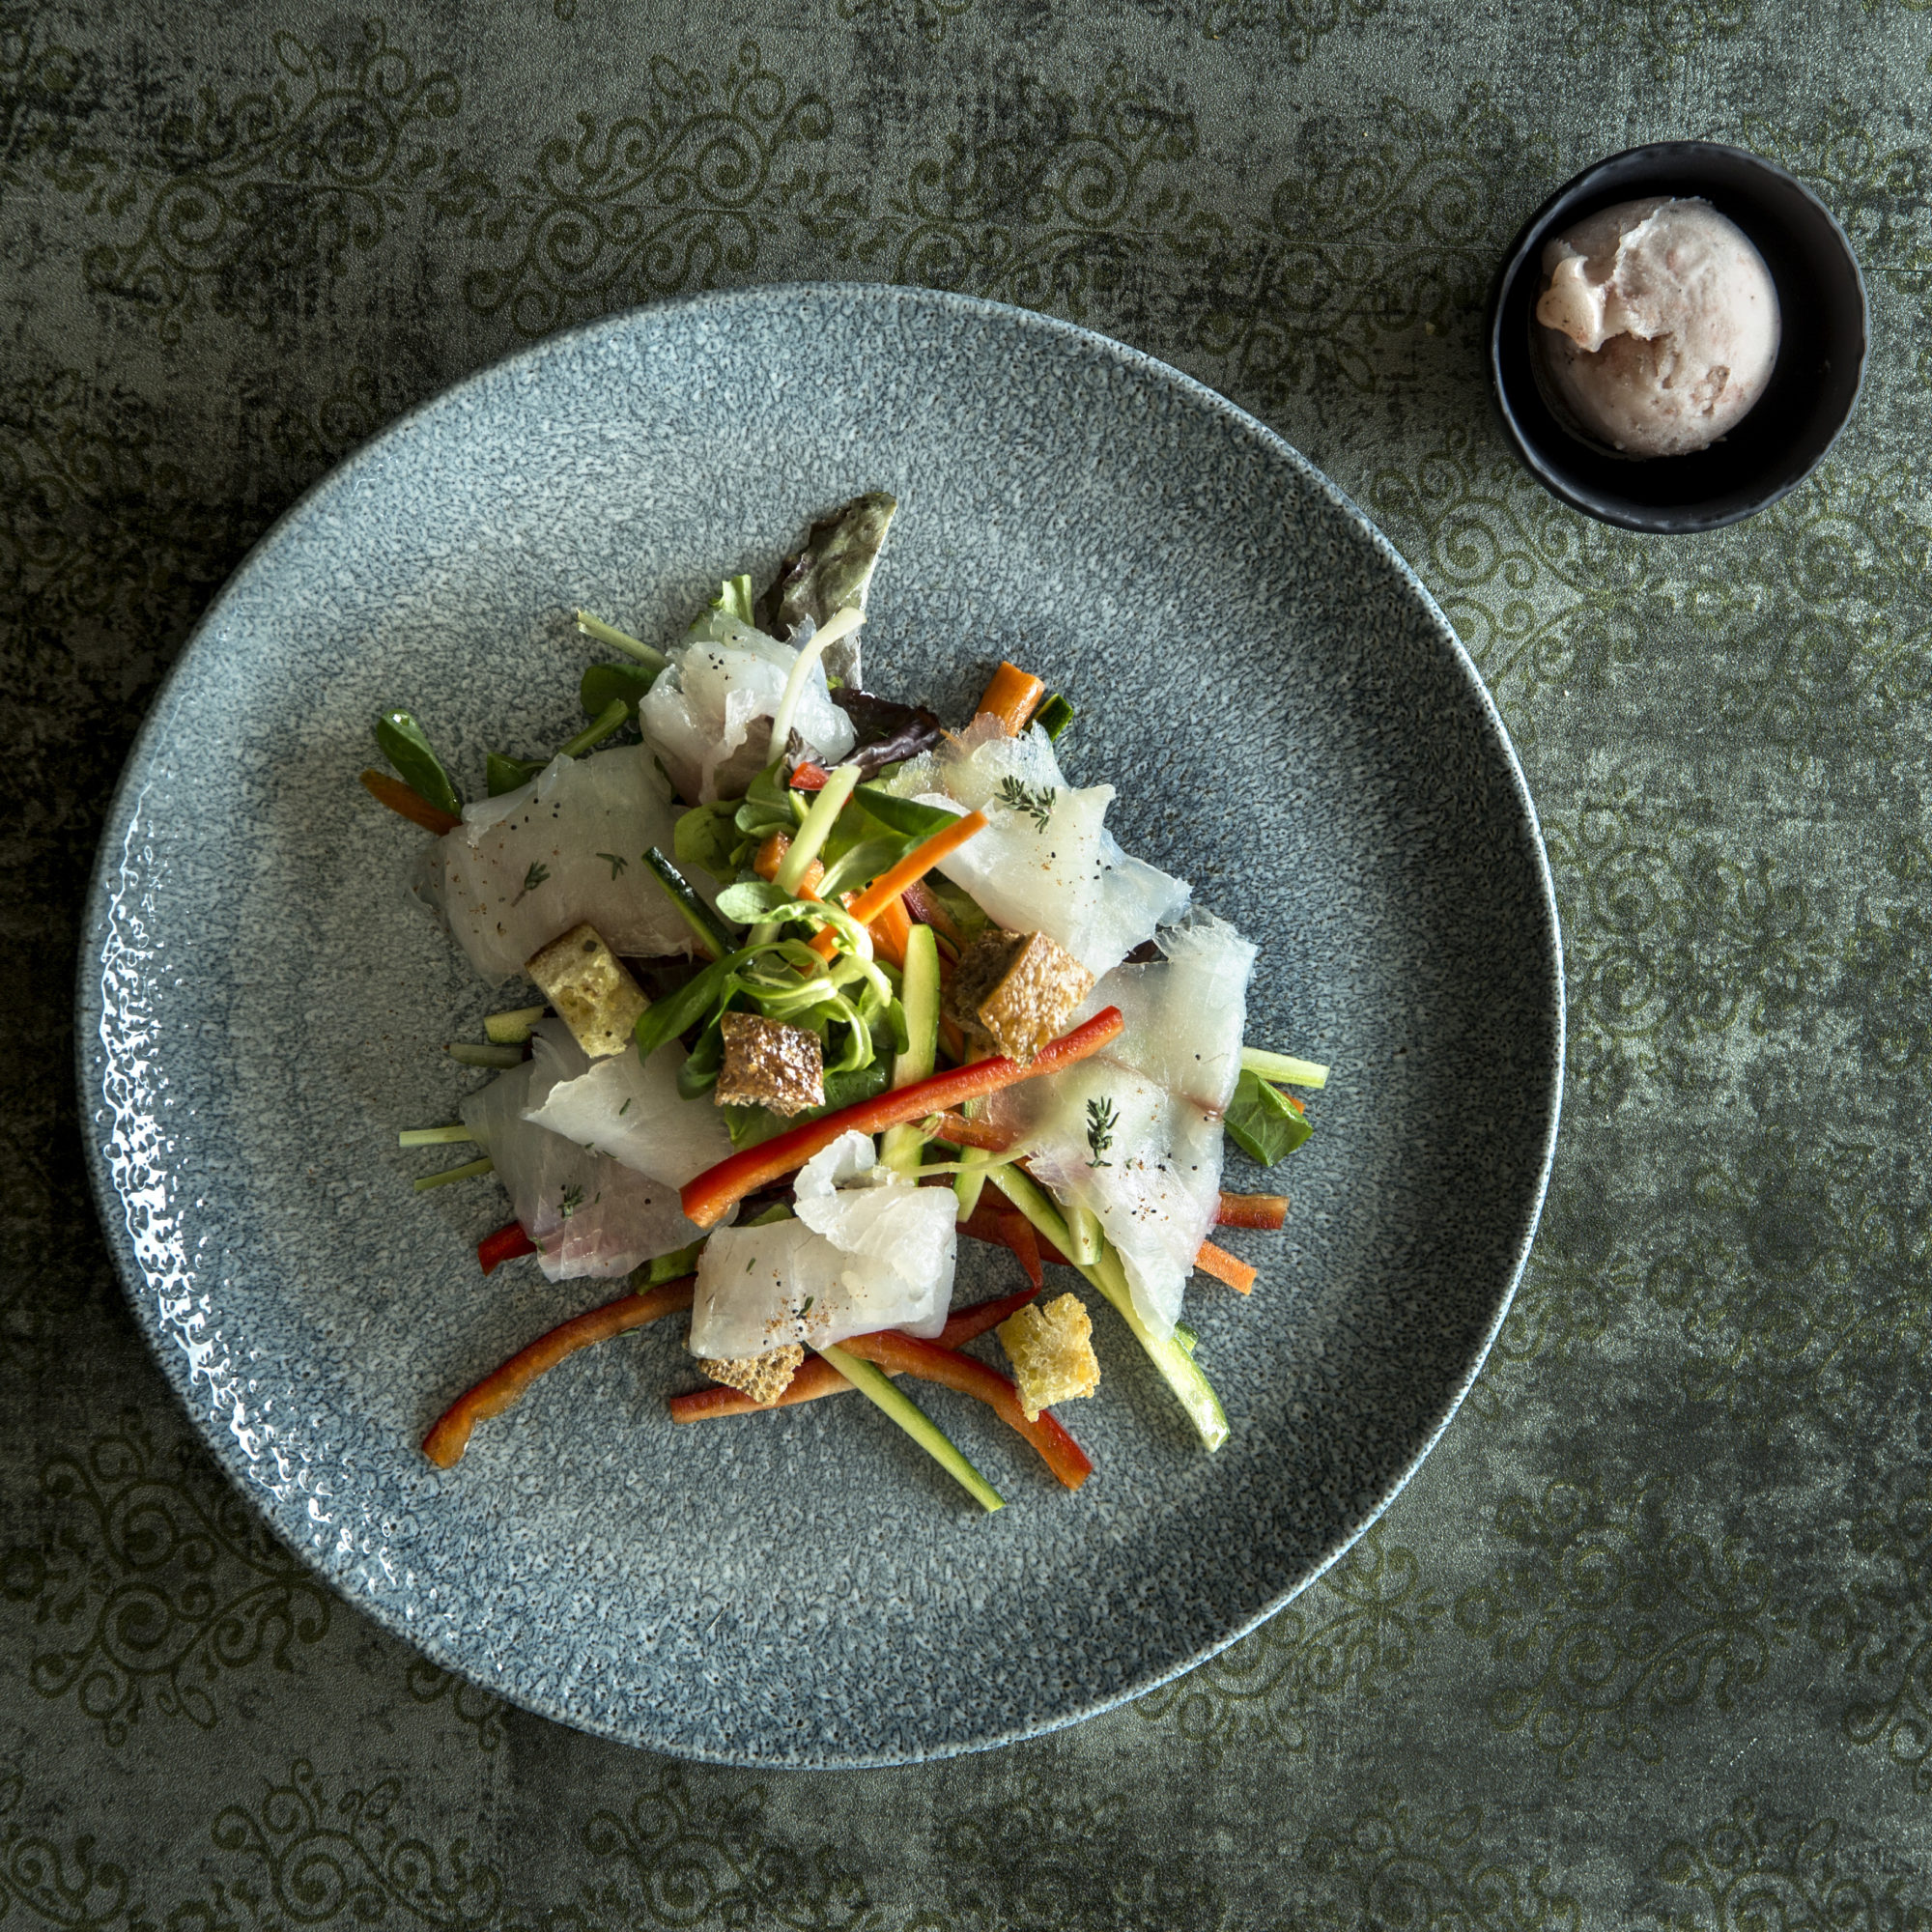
(946, 927), (1094, 1062)
(696, 1345), (805, 1406)
(715, 1011), (825, 1115)
(997, 1293), (1100, 1422)
(525, 923), (649, 1059)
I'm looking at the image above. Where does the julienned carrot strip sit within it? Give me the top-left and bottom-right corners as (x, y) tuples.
(679, 1007), (1123, 1228)
(810, 810), (988, 959)
(753, 832), (824, 897)
(423, 1279), (696, 1467)
(976, 662), (1047, 735)
(838, 1329), (1092, 1490)
(1216, 1191), (1290, 1231)
(361, 768), (460, 837)
(869, 891), (914, 967)
(1195, 1239), (1258, 1294)
(667, 1288), (1040, 1422)
(478, 1221), (537, 1274)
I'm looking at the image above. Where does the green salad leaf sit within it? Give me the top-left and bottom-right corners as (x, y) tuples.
(854, 784), (960, 840)
(581, 661), (659, 721)
(1223, 1070), (1312, 1166)
(376, 710), (463, 817)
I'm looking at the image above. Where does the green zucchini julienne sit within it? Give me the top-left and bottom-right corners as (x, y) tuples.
(1034, 693), (1075, 740)
(1239, 1046), (1328, 1089)
(413, 1154), (496, 1192)
(879, 923), (940, 1175)
(575, 610), (667, 669)
(376, 711), (463, 818)
(445, 1042), (525, 1069)
(398, 1124), (474, 1147)
(641, 847), (736, 960)
(817, 1344), (1005, 1513)
(989, 1165), (1230, 1453)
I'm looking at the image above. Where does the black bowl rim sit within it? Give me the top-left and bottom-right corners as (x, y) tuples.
(1488, 139), (1868, 534)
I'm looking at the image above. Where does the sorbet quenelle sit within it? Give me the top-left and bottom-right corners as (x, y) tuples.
(1535, 195), (1779, 457)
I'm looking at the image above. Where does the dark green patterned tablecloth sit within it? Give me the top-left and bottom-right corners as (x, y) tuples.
(8, 0), (1931, 1918)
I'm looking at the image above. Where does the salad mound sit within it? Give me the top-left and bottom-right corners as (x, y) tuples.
(365, 494), (1327, 1513)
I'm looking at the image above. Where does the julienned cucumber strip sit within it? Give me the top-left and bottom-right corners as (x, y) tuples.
(484, 1004), (546, 1044)
(816, 1345), (1005, 1513)
(1240, 1046), (1328, 1088)
(642, 848), (736, 960)
(880, 924), (940, 1174)
(988, 1166), (1230, 1453)
(575, 610), (668, 670)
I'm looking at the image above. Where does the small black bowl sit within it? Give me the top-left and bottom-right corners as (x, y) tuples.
(1489, 141), (1867, 533)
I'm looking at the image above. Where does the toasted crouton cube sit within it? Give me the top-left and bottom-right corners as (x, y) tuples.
(715, 1011), (825, 1115)
(525, 923), (649, 1059)
(946, 927), (1095, 1062)
(696, 1344), (805, 1406)
(997, 1293), (1100, 1421)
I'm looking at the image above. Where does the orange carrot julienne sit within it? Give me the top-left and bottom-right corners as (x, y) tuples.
(1195, 1239), (1258, 1294)
(361, 768), (460, 837)
(976, 662), (1047, 735)
(753, 831), (824, 897)
(866, 891), (914, 968)
(423, 1278), (696, 1467)
(1216, 1191), (1289, 1231)
(679, 1006), (1123, 1228)
(810, 810), (988, 959)
(667, 1288), (1040, 1423)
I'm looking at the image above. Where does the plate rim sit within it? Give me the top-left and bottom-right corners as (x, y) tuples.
(76, 279), (1566, 1766)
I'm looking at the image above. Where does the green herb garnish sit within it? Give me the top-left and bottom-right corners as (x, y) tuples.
(598, 851), (628, 880)
(1085, 1095), (1117, 1168)
(514, 861), (551, 904)
(996, 775), (1055, 831)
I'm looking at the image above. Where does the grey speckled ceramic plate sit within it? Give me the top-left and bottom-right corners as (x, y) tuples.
(79, 284), (1562, 1768)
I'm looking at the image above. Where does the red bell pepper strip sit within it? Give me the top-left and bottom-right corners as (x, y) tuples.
(1216, 1191), (1289, 1230)
(837, 1328), (1092, 1491)
(958, 1199), (1043, 1289)
(924, 1111), (1018, 1153)
(678, 1006), (1123, 1228)
(667, 1287), (1041, 1423)
(790, 762), (831, 791)
(360, 768), (460, 837)
(423, 1278), (695, 1467)
(1195, 1238), (1258, 1294)
(900, 878), (966, 952)
(477, 1221), (537, 1274)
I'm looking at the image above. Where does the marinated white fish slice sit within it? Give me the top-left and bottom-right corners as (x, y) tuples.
(985, 914), (1256, 1336)
(1072, 911), (1257, 1113)
(885, 718), (1189, 978)
(640, 614), (855, 803)
(688, 1132), (955, 1357)
(461, 1041), (709, 1280)
(429, 746), (691, 986)
(521, 1025), (732, 1186)
(992, 1060), (1221, 1339)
